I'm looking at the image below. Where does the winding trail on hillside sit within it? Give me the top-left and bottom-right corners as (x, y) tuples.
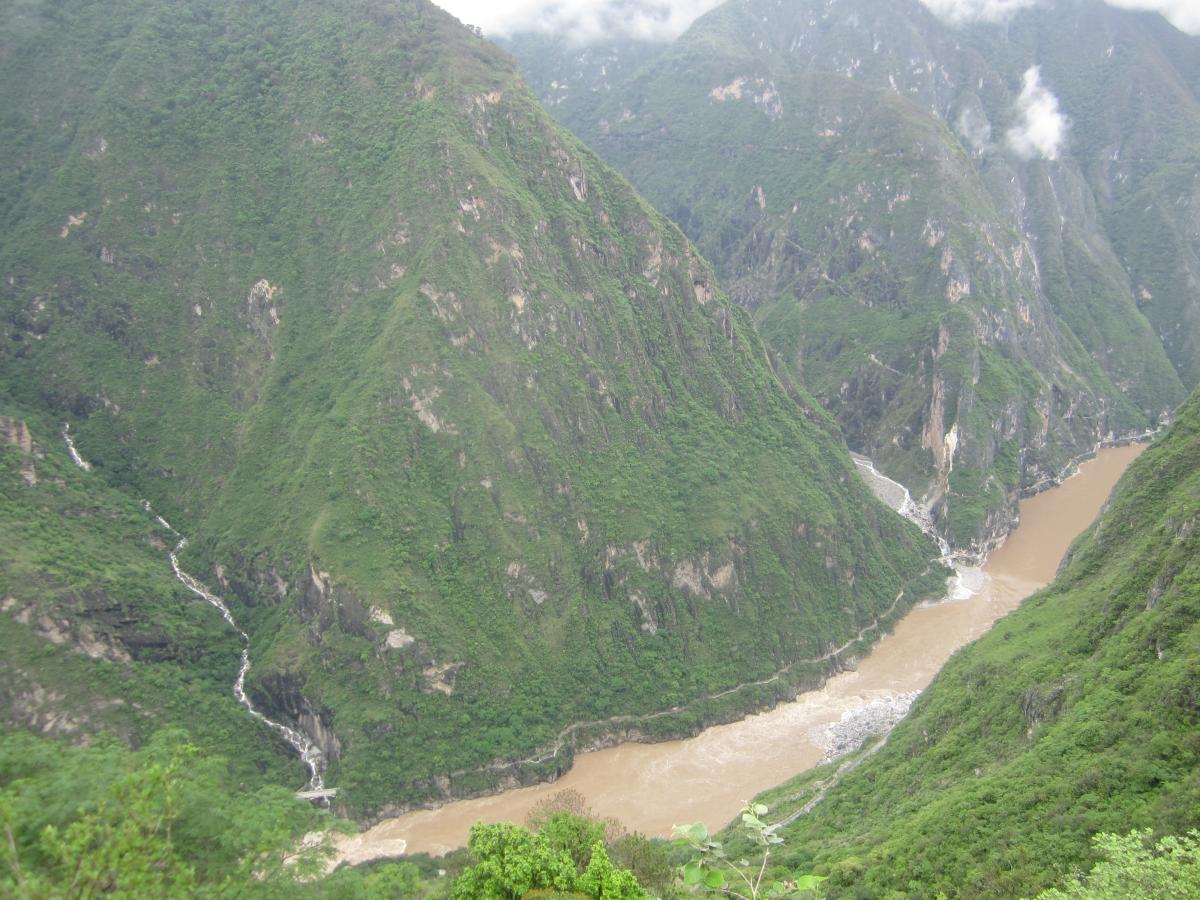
(61, 425), (326, 792)
(345, 443), (1144, 860)
(460, 569), (930, 778)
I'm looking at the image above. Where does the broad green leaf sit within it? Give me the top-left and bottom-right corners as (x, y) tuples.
(703, 869), (726, 889)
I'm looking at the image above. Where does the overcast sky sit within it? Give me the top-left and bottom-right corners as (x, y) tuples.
(434, 0), (1200, 42)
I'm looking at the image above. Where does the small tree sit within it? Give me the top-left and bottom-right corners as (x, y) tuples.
(674, 804), (825, 899)
(528, 789), (626, 846)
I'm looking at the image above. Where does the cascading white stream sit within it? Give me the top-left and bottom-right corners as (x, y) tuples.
(851, 455), (984, 603)
(61, 423), (91, 471)
(62, 425), (326, 792)
(156, 513), (327, 791)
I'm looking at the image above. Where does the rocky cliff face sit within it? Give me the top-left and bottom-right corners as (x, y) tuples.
(0, 0), (937, 814)
(507, 0), (1195, 549)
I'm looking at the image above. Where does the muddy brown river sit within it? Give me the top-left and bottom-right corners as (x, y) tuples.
(336, 444), (1144, 863)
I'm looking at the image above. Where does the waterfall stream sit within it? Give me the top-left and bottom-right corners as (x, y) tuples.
(850, 454), (985, 602)
(62, 425), (326, 792)
(61, 423), (91, 471)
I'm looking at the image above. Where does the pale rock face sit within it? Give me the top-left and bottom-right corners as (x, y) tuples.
(83, 136), (108, 159)
(1, 417), (39, 485)
(385, 629), (415, 649)
(632, 539), (658, 571)
(709, 562), (735, 590)
(671, 554), (738, 599)
(630, 592), (658, 634)
(402, 377), (454, 434)
(60, 211), (87, 238)
(9, 683), (85, 736)
(709, 76), (784, 120)
(422, 662), (462, 695)
(3, 595), (132, 664)
(672, 560), (706, 597)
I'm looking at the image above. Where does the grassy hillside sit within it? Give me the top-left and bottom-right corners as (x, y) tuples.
(745, 389), (1200, 897)
(0, 0), (938, 816)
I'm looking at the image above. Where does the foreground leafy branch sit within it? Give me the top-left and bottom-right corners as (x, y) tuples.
(673, 804), (824, 899)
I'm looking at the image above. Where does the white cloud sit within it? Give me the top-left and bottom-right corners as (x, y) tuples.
(433, 0), (724, 43)
(1006, 66), (1069, 160)
(433, 0), (1200, 47)
(919, 0), (1039, 25)
(956, 105), (993, 153)
(1104, 0), (1200, 35)
(919, 0), (1200, 33)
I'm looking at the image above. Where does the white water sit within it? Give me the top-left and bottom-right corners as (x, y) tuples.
(61, 424), (325, 792)
(61, 423), (91, 471)
(158, 515), (327, 792)
(851, 454), (983, 603)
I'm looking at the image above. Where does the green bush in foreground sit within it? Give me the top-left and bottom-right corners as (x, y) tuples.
(452, 819), (647, 899)
(0, 728), (431, 898)
(1034, 830), (1200, 900)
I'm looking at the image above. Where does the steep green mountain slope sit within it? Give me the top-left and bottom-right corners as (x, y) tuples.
(746, 389), (1200, 897)
(507, 0), (1195, 550)
(0, 0), (938, 816)
(0, 408), (302, 785)
(997, 3), (1200, 390)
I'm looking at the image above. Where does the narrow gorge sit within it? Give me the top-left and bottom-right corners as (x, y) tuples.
(2, 0), (1196, 895)
(335, 442), (1143, 860)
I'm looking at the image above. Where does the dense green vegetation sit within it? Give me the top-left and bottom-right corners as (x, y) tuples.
(0, 0), (937, 815)
(5, 2), (1196, 895)
(0, 405), (306, 785)
(0, 727), (450, 897)
(1, 737), (676, 897)
(1035, 829), (1200, 900)
(736, 389), (1200, 897)
(507, 0), (1197, 549)
(452, 820), (647, 899)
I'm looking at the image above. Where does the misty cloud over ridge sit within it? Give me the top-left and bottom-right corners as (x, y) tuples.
(919, 0), (1200, 33)
(434, 0), (1200, 42)
(920, 0), (1039, 25)
(1105, 0), (1200, 34)
(1006, 65), (1069, 160)
(433, 0), (724, 43)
